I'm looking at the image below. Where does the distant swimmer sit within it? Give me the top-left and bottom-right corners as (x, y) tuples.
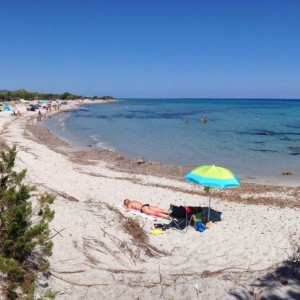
(201, 117), (208, 123)
(186, 117), (190, 124)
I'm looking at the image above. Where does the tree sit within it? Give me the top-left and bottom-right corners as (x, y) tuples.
(0, 146), (55, 298)
(61, 92), (71, 100)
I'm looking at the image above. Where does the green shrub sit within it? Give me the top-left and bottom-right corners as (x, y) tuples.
(0, 146), (55, 298)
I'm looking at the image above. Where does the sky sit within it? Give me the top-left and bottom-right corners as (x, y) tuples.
(1, 0), (300, 98)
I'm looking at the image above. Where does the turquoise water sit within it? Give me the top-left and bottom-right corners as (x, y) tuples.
(45, 99), (300, 178)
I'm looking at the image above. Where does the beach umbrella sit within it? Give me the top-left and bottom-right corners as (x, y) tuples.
(184, 165), (240, 221)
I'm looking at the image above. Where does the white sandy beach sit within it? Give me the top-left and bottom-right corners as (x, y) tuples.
(0, 103), (299, 300)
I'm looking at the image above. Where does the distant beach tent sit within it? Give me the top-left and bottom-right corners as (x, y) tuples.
(42, 100), (49, 107)
(3, 105), (11, 111)
(29, 103), (40, 109)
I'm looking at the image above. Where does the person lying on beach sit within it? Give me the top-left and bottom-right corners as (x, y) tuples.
(123, 199), (171, 220)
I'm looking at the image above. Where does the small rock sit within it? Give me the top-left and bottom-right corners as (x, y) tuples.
(38, 279), (49, 288)
(280, 279), (288, 285)
(33, 291), (41, 300)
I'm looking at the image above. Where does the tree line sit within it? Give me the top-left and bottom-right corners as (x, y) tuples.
(0, 89), (114, 101)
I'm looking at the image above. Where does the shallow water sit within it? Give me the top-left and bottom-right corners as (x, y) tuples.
(45, 99), (300, 179)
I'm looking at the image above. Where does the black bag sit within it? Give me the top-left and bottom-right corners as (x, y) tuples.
(169, 205), (187, 218)
(169, 205), (202, 218)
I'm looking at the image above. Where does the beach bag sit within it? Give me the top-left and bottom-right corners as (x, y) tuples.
(196, 220), (206, 232)
(189, 206), (203, 214)
(201, 215), (207, 224)
(169, 205), (187, 218)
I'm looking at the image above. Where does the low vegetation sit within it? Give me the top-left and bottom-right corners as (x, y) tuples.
(0, 146), (55, 299)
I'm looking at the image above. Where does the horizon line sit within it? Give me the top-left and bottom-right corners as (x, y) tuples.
(118, 97), (300, 100)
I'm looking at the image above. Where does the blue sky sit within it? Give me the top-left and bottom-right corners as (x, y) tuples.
(1, 0), (300, 98)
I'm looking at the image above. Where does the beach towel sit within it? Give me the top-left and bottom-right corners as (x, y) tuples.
(150, 229), (164, 235)
(118, 204), (162, 221)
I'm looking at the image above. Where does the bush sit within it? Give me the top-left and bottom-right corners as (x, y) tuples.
(0, 146), (55, 299)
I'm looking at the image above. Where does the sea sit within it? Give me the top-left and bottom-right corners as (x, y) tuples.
(45, 98), (300, 181)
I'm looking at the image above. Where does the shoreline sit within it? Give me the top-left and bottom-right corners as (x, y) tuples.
(20, 106), (299, 209)
(44, 102), (300, 187)
(22, 103), (300, 209)
(0, 101), (299, 299)
(25, 121), (300, 208)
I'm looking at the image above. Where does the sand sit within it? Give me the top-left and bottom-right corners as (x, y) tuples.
(0, 102), (299, 300)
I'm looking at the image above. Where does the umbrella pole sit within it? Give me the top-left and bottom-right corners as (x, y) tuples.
(208, 188), (212, 221)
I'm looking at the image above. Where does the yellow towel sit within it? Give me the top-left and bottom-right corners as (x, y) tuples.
(150, 229), (164, 235)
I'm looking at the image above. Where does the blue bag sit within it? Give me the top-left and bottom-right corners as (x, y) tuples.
(196, 220), (206, 232)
